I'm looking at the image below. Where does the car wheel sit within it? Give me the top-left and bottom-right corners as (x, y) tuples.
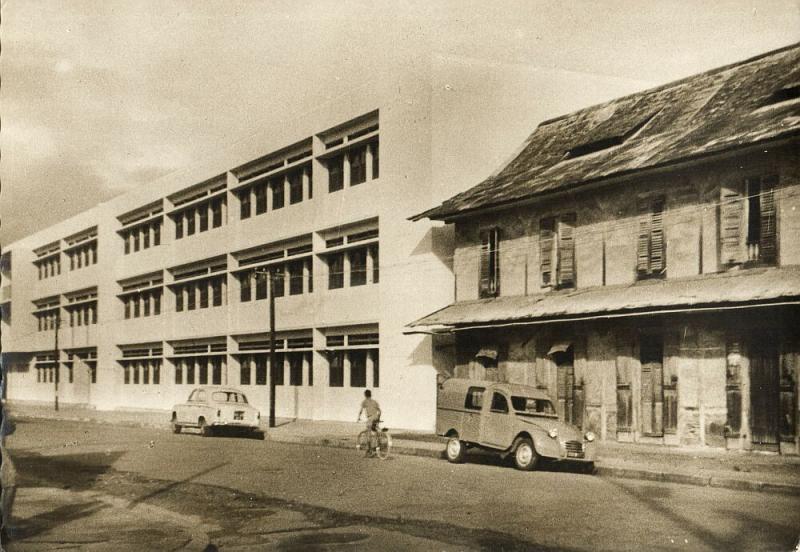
(445, 436), (466, 463)
(198, 418), (211, 437)
(513, 438), (538, 471)
(172, 422), (181, 434)
(582, 462), (595, 475)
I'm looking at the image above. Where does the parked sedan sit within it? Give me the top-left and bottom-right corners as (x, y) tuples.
(171, 387), (261, 437)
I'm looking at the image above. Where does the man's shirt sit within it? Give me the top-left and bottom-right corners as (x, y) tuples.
(361, 398), (381, 418)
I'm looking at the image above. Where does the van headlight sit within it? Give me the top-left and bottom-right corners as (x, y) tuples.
(584, 431), (596, 442)
(548, 428), (558, 439)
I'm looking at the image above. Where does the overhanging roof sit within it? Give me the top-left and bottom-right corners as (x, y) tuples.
(408, 266), (800, 331)
(414, 43), (800, 222)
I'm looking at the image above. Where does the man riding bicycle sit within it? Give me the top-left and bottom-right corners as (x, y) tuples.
(357, 390), (381, 457)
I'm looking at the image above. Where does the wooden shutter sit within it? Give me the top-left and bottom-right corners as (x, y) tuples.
(557, 213), (576, 287)
(540, 217), (555, 286)
(478, 228), (499, 297)
(636, 200), (651, 274)
(650, 197), (665, 274)
(759, 176), (778, 265)
(719, 181), (746, 265)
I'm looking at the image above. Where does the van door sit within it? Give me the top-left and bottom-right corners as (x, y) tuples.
(480, 391), (514, 449)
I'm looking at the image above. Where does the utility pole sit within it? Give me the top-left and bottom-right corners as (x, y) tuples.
(268, 270), (277, 428)
(53, 309), (61, 411)
(256, 268), (277, 429)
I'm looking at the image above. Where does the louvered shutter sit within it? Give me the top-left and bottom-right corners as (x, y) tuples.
(540, 217), (555, 286)
(557, 213), (577, 287)
(636, 199), (651, 274)
(759, 176), (778, 265)
(719, 182), (745, 265)
(650, 197), (665, 274)
(478, 229), (492, 298)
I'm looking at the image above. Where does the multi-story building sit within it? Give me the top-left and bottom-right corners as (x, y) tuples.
(411, 44), (800, 453)
(0, 70), (454, 430)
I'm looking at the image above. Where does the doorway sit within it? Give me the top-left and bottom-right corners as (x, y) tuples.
(750, 338), (780, 449)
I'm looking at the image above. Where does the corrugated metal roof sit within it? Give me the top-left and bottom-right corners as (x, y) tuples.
(408, 266), (800, 328)
(416, 43), (800, 221)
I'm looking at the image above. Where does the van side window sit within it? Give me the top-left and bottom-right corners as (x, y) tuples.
(465, 387), (485, 410)
(490, 392), (509, 414)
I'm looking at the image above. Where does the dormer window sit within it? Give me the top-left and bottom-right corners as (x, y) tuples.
(565, 110), (658, 159)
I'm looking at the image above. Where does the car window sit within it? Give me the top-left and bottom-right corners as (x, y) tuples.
(490, 392), (509, 414)
(188, 390), (199, 401)
(211, 391), (250, 404)
(464, 387), (485, 410)
(511, 396), (556, 416)
(197, 390), (207, 402)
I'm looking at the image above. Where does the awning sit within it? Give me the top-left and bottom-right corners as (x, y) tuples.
(547, 342), (572, 356)
(475, 346), (499, 361)
(407, 266), (800, 331)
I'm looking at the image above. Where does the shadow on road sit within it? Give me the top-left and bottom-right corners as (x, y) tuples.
(14, 450), (126, 491)
(127, 461), (229, 509)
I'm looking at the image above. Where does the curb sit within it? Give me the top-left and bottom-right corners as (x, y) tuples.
(12, 413), (800, 496)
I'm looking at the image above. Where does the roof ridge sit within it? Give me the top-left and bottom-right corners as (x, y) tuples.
(538, 41), (800, 127)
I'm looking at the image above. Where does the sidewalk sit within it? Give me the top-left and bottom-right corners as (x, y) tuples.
(6, 401), (800, 496)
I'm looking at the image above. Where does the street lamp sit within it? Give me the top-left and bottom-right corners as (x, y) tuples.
(255, 268), (277, 428)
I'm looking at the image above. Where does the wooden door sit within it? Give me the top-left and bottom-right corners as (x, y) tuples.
(750, 340), (780, 447)
(640, 334), (664, 437)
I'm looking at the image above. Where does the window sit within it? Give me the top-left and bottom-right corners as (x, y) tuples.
(186, 284), (196, 310)
(186, 208), (196, 235)
(240, 272), (252, 302)
(211, 198), (223, 228)
(212, 278), (223, 307)
(153, 222), (161, 244)
(349, 249), (367, 286)
(289, 260), (304, 295)
(289, 170), (303, 204)
(371, 141), (379, 179)
(349, 350), (367, 387)
(272, 268), (285, 297)
(371, 350), (379, 388)
(255, 182), (267, 215)
(328, 155), (344, 192)
(329, 351), (344, 387)
(465, 387), (485, 410)
(199, 281), (209, 308)
(176, 289), (184, 312)
(636, 197), (666, 279)
(199, 205), (209, 232)
(289, 353), (303, 386)
(239, 189), (251, 220)
(720, 176), (778, 266)
(370, 245), (379, 284)
(256, 271), (268, 300)
(271, 178), (284, 210)
(256, 356), (268, 385)
(490, 392), (509, 414)
(328, 253), (344, 289)
(540, 213), (576, 288)
(240, 357), (252, 385)
(350, 146), (367, 185)
(175, 216), (184, 239)
(479, 228), (500, 298)
(273, 353), (285, 386)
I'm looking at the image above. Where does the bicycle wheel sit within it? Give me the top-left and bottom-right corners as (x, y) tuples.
(376, 431), (391, 459)
(356, 430), (370, 451)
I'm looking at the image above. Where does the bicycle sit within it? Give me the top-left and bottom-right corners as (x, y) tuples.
(356, 419), (392, 459)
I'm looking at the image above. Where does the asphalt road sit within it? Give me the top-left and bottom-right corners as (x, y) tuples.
(6, 418), (800, 551)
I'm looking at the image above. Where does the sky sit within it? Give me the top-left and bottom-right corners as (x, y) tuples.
(2, 0), (798, 245)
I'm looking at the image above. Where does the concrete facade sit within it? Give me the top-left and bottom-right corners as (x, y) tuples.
(0, 69), (455, 430)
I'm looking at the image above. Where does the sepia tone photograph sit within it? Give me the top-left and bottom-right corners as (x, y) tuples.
(1, 1), (799, 550)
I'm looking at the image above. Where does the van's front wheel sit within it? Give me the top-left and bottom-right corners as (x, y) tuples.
(445, 436), (466, 463)
(513, 438), (538, 471)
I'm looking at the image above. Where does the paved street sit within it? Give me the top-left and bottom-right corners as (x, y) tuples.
(5, 418), (800, 551)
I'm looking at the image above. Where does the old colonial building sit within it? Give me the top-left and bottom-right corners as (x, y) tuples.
(411, 44), (800, 453)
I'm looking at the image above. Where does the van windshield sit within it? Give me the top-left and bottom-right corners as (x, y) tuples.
(511, 396), (556, 416)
